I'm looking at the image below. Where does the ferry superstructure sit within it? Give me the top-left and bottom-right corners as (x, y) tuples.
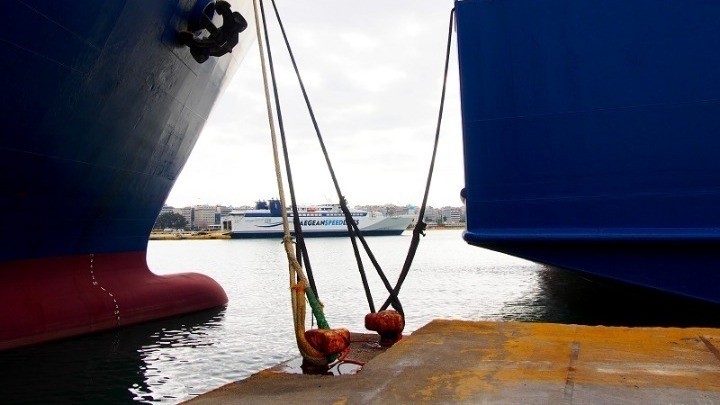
(223, 200), (414, 238)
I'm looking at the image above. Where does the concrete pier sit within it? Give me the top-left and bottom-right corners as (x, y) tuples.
(190, 320), (720, 404)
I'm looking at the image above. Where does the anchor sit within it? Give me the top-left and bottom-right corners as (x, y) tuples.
(178, 1), (248, 64)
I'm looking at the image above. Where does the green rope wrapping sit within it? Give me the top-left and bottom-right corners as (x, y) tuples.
(305, 284), (329, 330)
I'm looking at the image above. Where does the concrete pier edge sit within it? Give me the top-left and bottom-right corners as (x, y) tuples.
(189, 320), (720, 404)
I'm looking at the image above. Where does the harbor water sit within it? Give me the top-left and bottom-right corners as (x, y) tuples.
(2, 230), (718, 403)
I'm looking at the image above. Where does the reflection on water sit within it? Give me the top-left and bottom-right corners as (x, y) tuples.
(1, 308), (225, 404)
(511, 266), (720, 327)
(1, 230), (718, 403)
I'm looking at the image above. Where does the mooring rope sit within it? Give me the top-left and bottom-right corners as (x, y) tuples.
(257, 0), (320, 301)
(253, 0), (327, 364)
(266, 2), (456, 318)
(260, 1), (455, 347)
(267, 0), (403, 314)
(379, 8), (456, 311)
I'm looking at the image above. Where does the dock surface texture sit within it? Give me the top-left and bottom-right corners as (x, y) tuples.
(190, 320), (720, 404)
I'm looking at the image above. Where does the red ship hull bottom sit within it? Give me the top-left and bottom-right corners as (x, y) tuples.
(0, 252), (228, 351)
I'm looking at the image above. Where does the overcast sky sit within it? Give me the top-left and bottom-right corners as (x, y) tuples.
(166, 0), (463, 209)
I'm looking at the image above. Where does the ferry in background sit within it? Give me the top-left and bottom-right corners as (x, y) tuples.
(0, 0), (254, 350)
(223, 200), (415, 238)
(456, 0), (720, 305)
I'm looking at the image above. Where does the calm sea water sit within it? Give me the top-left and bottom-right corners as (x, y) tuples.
(2, 230), (718, 403)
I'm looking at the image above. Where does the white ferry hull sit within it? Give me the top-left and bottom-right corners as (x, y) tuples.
(226, 211), (414, 239)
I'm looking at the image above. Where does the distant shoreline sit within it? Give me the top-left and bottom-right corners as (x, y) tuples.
(149, 226), (464, 241)
(149, 232), (230, 240)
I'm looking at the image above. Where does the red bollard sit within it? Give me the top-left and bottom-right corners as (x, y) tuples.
(365, 310), (404, 347)
(304, 328), (351, 356)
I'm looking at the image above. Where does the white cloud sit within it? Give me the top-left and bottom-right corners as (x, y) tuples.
(166, 0), (462, 208)
(339, 32), (379, 51)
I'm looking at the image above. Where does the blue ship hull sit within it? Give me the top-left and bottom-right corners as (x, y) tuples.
(456, 0), (720, 304)
(0, 0), (254, 349)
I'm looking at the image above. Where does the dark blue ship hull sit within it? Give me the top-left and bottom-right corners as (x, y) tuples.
(456, 0), (720, 304)
(0, 0), (254, 350)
